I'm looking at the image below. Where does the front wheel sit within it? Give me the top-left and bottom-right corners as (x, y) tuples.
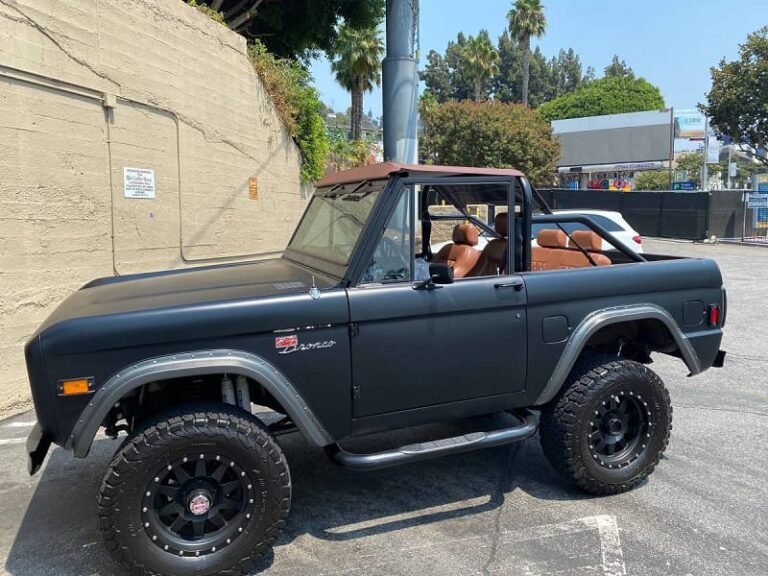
(540, 358), (672, 495)
(98, 405), (291, 576)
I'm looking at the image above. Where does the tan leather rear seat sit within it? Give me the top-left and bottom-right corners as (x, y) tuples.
(532, 229), (568, 271)
(563, 231), (611, 268)
(531, 229), (611, 271)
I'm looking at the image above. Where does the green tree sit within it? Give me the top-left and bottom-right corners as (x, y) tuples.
(249, 41), (328, 181)
(633, 171), (672, 191)
(539, 76), (665, 121)
(462, 31), (499, 102)
(420, 100), (560, 186)
(331, 25), (384, 141)
(508, 0), (547, 107)
(604, 55), (634, 78)
(700, 26), (768, 166)
(188, 0), (384, 59)
(676, 152), (704, 187)
(421, 50), (453, 102)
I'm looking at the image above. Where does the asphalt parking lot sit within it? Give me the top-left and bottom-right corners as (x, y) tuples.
(0, 239), (765, 576)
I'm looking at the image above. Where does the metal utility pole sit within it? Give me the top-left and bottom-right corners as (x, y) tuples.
(383, 0), (419, 163)
(702, 116), (709, 191)
(727, 145), (733, 190)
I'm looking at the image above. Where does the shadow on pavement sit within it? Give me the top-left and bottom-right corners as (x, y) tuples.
(6, 413), (589, 576)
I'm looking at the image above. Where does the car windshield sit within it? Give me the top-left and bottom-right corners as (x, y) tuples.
(286, 180), (385, 274)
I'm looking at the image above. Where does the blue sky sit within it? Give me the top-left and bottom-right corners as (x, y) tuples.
(310, 0), (768, 117)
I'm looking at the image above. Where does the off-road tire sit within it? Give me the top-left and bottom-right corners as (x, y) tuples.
(540, 358), (672, 495)
(98, 404), (291, 576)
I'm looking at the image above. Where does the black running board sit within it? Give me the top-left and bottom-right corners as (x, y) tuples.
(327, 410), (538, 471)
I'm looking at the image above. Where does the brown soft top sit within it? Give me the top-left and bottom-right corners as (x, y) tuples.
(317, 162), (525, 187)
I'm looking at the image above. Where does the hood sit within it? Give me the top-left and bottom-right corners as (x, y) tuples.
(37, 257), (338, 333)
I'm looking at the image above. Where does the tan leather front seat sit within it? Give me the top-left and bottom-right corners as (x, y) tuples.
(468, 212), (509, 277)
(432, 224), (481, 278)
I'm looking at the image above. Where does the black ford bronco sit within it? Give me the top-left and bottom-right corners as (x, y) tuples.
(25, 163), (726, 576)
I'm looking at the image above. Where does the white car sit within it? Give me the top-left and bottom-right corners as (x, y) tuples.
(532, 210), (644, 254)
(432, 209), (644, 255)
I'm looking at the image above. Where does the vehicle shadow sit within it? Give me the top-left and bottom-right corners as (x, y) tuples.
(5, 414), (592, 576)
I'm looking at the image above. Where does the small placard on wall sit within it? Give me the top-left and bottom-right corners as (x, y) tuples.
(124, 167), (156, 199)
(248, 177), (258, 200)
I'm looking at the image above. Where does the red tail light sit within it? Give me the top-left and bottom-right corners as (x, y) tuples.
(708, 304), (720, 327)
(632, 235), (642, 245)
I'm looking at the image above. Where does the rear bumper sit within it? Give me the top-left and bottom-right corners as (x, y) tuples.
(713, 349), (726, 368)
(26, 423), (51, 476)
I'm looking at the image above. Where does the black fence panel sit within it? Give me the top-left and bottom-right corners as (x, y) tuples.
(659, 192), (710, 240)
(708, 190), (747, 239)
(537, 189), (713, 240)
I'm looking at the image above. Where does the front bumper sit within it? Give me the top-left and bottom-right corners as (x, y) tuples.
(26, 423), (51, 476)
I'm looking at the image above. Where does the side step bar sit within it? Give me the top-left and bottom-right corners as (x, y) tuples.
(327, 410), (538, 471)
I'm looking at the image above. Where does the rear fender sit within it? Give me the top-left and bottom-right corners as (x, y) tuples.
(533, 303), (702, 405)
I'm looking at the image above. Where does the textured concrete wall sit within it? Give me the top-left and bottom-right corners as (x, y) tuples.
(0, 0), (306, 416)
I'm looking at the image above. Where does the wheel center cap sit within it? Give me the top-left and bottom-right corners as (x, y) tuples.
(607, 418), (623, 435)
(188, 492), (212, 516)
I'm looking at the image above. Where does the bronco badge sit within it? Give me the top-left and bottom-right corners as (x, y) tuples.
(275, 334), (336, 355)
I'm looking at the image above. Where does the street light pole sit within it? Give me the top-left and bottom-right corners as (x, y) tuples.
(702, 116), (709, 191)
(382, 0), (419, 163)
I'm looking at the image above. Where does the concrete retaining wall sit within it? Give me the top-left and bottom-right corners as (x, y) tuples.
(0, 0), (307, 416)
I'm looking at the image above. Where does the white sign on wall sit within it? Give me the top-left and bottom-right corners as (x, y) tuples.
(123, 167), (156, 199)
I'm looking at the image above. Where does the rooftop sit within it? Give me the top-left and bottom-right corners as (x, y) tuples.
(317, 163), (525, 187)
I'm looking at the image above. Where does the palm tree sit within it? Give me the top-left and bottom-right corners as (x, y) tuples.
(463, 32), (499, 102)
(508, 0), (547, 106)
(331, 25), (384, 141)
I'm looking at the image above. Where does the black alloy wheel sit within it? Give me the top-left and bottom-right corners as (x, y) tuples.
(99, 405), (291, 576)
(587, 390), (651, 470)
(540, 358), (672, 495)
(142, 453), (256, 557)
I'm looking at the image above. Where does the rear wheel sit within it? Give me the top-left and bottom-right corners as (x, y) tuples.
(98, 404), (290, 576)
(540, 358), (672, 495)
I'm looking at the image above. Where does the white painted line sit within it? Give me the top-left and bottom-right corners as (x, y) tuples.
(4, 421), (36, 429)
(0, 438), (26, 446)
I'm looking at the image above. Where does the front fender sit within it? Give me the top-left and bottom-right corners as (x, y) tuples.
(66, 349), (335, 458)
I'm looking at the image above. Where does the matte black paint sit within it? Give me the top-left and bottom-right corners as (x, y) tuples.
(24, 172), (725, 464)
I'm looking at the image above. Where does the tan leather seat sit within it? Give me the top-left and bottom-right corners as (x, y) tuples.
(562, 230), (611, 268)
(532, 229), (568, 271)
(532, 229), (612, 271)
(432, 224), (481, 278)
(468, 212), (509, 277)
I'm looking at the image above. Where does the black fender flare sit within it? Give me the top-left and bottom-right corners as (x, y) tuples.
(66, 349), (334, 457)
(533, 303), (702, 406)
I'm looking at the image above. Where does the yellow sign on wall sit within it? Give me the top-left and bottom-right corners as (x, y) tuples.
(248, 177), (258, 200)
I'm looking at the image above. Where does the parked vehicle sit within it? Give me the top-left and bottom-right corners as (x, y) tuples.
(25, 163), (726, 576)
(434, 209), (643, 254)
(533, 209), (644, 253)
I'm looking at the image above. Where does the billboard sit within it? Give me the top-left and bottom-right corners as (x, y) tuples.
(552, 110), (672, 169)
(674, 109), (706, 140)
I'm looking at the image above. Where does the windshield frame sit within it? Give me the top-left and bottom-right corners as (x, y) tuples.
(283, 179), (390, 279)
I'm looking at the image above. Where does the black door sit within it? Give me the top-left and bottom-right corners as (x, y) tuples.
(347, 179), (528, 418)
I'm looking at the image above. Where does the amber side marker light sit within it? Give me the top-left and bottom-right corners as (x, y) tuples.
(57, 377), (95, 397)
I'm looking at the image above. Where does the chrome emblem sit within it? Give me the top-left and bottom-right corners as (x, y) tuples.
(188, 494), (211, 516)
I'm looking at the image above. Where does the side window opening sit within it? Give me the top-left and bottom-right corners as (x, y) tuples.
(361, 187), (413, 285)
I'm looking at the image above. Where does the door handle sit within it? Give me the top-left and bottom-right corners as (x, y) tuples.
(494, 279), (524, 291)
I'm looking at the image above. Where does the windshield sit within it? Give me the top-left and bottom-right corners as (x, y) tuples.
(286, 180), (385, 274)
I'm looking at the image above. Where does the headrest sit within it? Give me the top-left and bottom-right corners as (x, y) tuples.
(452, 223), (479, 246)
(495, 212), (509, 237)
(537, 229), (568, 249)
(570, 230), (603, 252)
